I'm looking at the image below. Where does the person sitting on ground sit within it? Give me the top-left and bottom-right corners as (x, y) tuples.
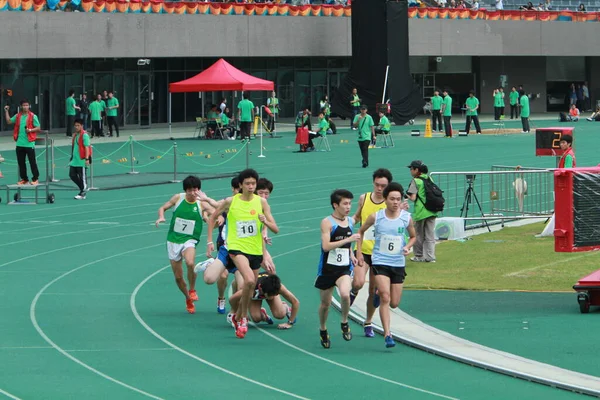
(567, 104), (580, 122)
(586, 106), (600, 122)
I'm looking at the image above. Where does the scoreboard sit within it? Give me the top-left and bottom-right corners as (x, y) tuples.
(535, 127), (574, 156)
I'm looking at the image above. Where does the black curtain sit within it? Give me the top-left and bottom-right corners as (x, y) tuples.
(332, 0), (423, 125)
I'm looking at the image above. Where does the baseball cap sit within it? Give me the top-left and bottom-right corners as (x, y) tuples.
(407, 160), (425, 169)
(360, 105), (368, 110)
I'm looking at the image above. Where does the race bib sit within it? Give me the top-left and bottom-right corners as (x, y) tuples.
(364, 226), (375, 241)
(381, 235), (403, 255)
(236, 220), (258, 238)
(174, 217), (195, 234)
(327, 248), (350, 266)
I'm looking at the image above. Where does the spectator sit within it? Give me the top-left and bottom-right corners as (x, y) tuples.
(567, 104), (580, 121)
(78, 94), (89, 131)
(237, 93), (254, 141)
(582, 82), (590, 111)
(464, 90), (482, 135)
(509, 86), (520, 119)
(578, 3), (586, 11)
(586, 106), (600, 121)
(65, 89), (80, 137)
(495, 0), (503, 10)
(4, 100), (41, 185)
(519, 2), (534, 10)
(519, 90), (531, 133)
(106, 91), (120, 138)
(406, 160), (438, 263)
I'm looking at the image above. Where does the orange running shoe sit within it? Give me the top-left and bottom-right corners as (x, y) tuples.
(186, 298), (195, 314)
(236, 317), (248, 339)
(30, 180), (39, 185)
(189, 289), (198, 302)
(17, 180), (28, 185)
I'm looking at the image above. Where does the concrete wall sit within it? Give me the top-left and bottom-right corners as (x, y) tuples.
(0, 13), (351, 59)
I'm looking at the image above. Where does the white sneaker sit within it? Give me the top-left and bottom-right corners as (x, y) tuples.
(194, 258), (214, 274)
(0, 154), (4, 163)
(74, 194), (86, 200)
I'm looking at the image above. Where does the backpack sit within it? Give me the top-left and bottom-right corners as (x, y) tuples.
(416, 176), (445, 212)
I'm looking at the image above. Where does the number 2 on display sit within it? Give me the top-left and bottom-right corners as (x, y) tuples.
(552, 132), (562, 148)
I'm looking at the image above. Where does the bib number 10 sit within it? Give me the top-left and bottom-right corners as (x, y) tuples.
(236, 220), (258, 238)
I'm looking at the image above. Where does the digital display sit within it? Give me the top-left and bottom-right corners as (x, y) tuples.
(535, 128), (574, 157)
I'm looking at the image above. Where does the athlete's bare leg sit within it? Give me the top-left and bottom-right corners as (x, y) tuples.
(318, 288), (334, 331)
(230, 255), (257, 322)
(182, 247), (197, 292)
(170, 260), (190, 299)
(336, 275), (352, 324)
(374, 275), (392, 336)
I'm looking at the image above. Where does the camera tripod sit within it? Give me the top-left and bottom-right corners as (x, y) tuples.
(460, 178), (491, 232)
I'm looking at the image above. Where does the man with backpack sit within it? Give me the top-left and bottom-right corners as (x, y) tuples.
(406, 160), (444, 263)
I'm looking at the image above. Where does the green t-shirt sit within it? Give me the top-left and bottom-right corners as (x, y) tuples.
(520, 95), (530, 118)
(11, 113), (40, 149)
(379, 115), (391, 131)
(351, 94), (360, 107)
(166, 194), (204, 244)
(442, 95), (452, 117)
(207, 110), (219, 120)
(66, 97), (77, 116)
(89, 101), (104, 121)
(220, 113), (230, 125)
(563, 154), (574, 168)
(408, 174), (439, 221)
(268, 97), (279, 114)
(69, 132), (91, 168)
(465, 97), (479, 116)
(106, 97), (119, 117)
(318, 118), (329, 133)
(509, 91), (519, 106)
(494, 92), (503, 107)
(238, 99), (254, 122)
(431, 95), (443, 111)
(353, 114), (373, 141)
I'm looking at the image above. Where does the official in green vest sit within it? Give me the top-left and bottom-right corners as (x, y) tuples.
(430, 90), (444, 132)
(155, 175), (219, 315)
(350, 88), (361, 130)
(267, 91), (279, 133)
(353, 105), (374, 168)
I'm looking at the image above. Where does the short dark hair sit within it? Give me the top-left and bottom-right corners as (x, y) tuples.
(69, 89), (75, 96)
(561, 134), (573, 145)
(182, 175), (201, 191)
(373, 168), (393, 183)
(383, 182), (405, 199)
(260, 274), (282, 297)
(20, 99), (29, 106)
(330, 189), (354, 209)
(257, 178), (273, 194)
(238, 168), (259, 184)
(231, 177), (240, 189)
(74, 118), (83, 125)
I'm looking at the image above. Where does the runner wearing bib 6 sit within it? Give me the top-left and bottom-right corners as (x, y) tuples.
(357, 182), (416, 349)
(155, 175), (219, 315)
(316, 189), (361, 349)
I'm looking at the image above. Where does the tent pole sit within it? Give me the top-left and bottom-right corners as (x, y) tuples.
(168, 92), (172, 138)
(258, 106), (265, 158)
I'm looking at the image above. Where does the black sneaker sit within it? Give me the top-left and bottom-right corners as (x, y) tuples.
(320, 329), (330, 349)
(341, 322), (352, 341)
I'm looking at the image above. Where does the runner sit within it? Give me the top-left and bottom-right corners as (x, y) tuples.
(205, 169), (279, 338)
(316, 189), (360, 349)
(350, 168), (393, 337)
(155, 176), (218, 314)
(357, 182), (416, 348)
(228, 273), (299, 330)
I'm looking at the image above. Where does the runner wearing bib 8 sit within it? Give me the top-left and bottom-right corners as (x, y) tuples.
(315, 216), (354, 290)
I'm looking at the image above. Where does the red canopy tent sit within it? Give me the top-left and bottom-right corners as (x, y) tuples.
(167, 58), (274, 135)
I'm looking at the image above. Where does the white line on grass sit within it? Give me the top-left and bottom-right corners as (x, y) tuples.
(0, 388), (22, 400)
(30, 243), (166, 400)
(505, 252), (600, 277)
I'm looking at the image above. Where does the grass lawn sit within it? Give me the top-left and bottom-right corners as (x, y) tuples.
(407, 223), (600, 292)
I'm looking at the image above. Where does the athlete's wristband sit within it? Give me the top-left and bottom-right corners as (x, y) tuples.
(207, 242), (213, 245)
(287, 320), (295, 325)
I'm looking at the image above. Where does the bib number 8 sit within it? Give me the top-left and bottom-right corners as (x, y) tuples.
(327, 248), (349, 266)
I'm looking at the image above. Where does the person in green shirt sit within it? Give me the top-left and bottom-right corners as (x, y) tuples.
(509, 86), (520, 119)
(464, 91), (481, 135)
(493, 88), (504, 121)
(88, 94), (105, 138)
(375, 111), (391, 135)
(237, 93), (255, 141)
(519, 90), (530, 133)
(266, 91), (279, 132)
(4, 99), (41, 185)
(558, 135), (576, 168)
(406, 160), (438, 263)
(66, 89), (80, 138)
(430, 90), (444, 132)
(106, 91), (120, 138)
(353, 105), (374, 168)
(441, 89), (453, 137)
(69, 119), (91, 200)
(350, 88), (361, 129)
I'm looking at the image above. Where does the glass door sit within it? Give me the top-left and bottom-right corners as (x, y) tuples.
(39, 75), (52, 130)
(83, 74), (95, 100)
(139, 73), (151, 128)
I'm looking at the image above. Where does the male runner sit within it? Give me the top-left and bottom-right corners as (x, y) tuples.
(357, 182), (416, 348)
(155, 175), (218, 314)
(229, 273), (299, 330)
(350, 168), (393, 337)
(316, 189), (360, 349)
(206, 169), (279, 338)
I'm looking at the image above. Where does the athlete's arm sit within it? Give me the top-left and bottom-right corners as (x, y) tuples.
(206, 197), (231, 255)
(320, 218), (360, 252)
(278, 284), (299, 330)
(356, 213), (376, 263)
(197, 191), (220, 209)
(262, 246), (276, 274)
(404, 217), (417, 255)
(352, 194), (366, 225)
(155, 194), (180, 228)
(259, 198), (279, 234)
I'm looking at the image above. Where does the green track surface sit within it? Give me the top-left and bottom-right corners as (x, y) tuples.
(0, 119), (598, 399)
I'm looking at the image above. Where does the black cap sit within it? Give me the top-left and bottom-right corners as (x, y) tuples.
(360, 105), (367, 110)
(407, 160), (424, 169)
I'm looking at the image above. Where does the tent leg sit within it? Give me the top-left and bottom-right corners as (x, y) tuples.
(259, 106), (265, 158)
(168, 92), (172, 139)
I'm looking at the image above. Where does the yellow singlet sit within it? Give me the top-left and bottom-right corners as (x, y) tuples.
(360, 192), (387, 255)
(226, 193), (264, 255)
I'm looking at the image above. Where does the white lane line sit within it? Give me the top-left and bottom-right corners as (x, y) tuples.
(505, 252), (600, 277)
(130, 265), (309, 400)
(30, 243), (166, 400)
(0, 388), (22, 400)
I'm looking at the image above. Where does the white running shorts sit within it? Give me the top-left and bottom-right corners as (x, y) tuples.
(167, 239), (198, 262)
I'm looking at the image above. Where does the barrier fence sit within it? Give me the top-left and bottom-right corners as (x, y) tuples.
(430, 167), (554, 228)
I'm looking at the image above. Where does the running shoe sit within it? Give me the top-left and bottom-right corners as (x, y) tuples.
(320, 329), (331, 349)
(236, 317), (248, 338)
(17, 180), (28, 185)
(186, 298), (195, 314)
(189, 289), (198, 302)
(410, 257), (425, 262)
(217, 297), (226, 314)
(260, 308), (274, 325)
(74, 194), (86, 200)
(364, 324), (375, 338)
(30, 180), (39, 185)
(227, 313), (234, 326)
(385, 335), (396, 348)
(341, 322), (352, 341)
(194, 258), (214, 274)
